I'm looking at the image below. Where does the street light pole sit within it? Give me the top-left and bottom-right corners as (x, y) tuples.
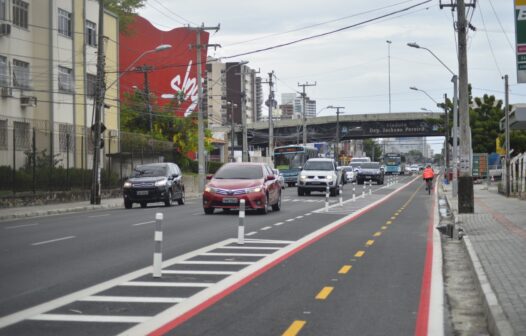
(298, 81), (316, 145)
(328, 105), (344, 165)
(228, 102), (237, 162)
(387, 40), (392, 113)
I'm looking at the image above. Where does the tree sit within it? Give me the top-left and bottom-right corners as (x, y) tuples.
(104, 0), (145, 33)
(363, 139), (382, 161)
(470, 94), (504, 153)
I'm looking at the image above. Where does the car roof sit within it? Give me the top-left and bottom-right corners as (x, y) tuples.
(306, 158), (334, 162)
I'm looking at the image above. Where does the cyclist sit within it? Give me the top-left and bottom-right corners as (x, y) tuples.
(422, 164), (434, 192)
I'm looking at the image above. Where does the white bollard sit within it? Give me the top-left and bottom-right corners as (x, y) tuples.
(339, 183), (343, 206)
(352, 181), (356, 202)
(362, 180), (366, 197)
(153, 212), (163, 278)
(369, 180), (372, 195)
(325, 183), (330, 212)
(238, 199), (245, 245)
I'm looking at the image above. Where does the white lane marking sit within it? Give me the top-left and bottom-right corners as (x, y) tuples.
(220, 246), (280, 250)
(88, 214), (110, 218)
(81, 296), (185, 303)
(31, 236), (75, 246)
(177, 261), (253, 265)
(133, 221), (156, 226)
(30, 314), (148, 323)
(261, 226), (272, 231)
(305, 213), (312, 216)
(121, 281), (212, 288)
(428, 183), (444, 336)
(243, 238), (294, 244)
(203, 252), (268, 257)
(274, 222), (284, 226)
(5, 223), (39, 230)
(162, 270), (236, 275)
(246, 231), (258, 236)
(286, 219), (294, 222)
(296, 216), (304, 219)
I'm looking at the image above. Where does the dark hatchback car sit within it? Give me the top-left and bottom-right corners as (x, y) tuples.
(202, 162), (281, 215)
(123, 162), (185, 209)
(356, 162), (384, 185)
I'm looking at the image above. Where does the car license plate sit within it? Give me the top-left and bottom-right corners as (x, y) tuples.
(365, 176), (371, 179)
(222, 197), (238, 204)
(137, 190), (148, 196)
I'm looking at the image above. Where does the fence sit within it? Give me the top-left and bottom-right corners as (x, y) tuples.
(510, 152), (526, 199)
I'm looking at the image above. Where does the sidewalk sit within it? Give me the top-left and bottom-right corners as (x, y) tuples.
(442, 181), (526, 336)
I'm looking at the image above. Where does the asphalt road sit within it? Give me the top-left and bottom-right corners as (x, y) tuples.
(0, 175), (437, 335)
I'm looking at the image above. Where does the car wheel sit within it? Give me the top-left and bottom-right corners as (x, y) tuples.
(297, 187), (304, 196)
(124, 199), (132, 209)
(305, 190), (311, 196)
(204, 207), (214, 215)
(140, 202), (147, 208)
(357, 179), (363, 185)
(272, 191), (281, 211)
(177, 189), (185, 205)
(164, 190), (174, 207)
(258, 194), (269, 214)
(330, 187), (337, 197)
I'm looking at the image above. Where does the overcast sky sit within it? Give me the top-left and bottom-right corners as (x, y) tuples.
(138, 0), (523, 152)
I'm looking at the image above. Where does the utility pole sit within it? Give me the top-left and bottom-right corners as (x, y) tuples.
(328, 106), (344, 165)
(236, 63), (258, 162)
(135, 65), (153, 132)
(440, 0), (475, 212)
(90, 0), (106, 205)
(444, 93), (450, 181)
(188, 24), (220, 193)
(263, 72), (275, 160)
(452, 74), (459, 197)
(504, 74), (510, 197)
(387, 40), (392, 113)
(298, 82), (316, 145)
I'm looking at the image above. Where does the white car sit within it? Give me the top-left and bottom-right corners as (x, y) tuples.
(297, 158), (342, 196)
(408, 164), (420, 174)
(272, 169), (285, 189)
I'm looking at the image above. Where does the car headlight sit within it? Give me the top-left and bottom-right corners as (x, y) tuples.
(326, 175), (333, 180)
(123, 181), (132, 188)
(247, 186), (263, 193)
(299, 175), (307, 181)
(204, 186), (217, 193)
(155, 179), (167, 187)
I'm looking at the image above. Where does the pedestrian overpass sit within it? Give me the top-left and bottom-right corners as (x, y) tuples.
(212, 112), (445, 147)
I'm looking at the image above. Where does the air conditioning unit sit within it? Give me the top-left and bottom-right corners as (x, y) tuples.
(1, 87), (12, 98)
(20, 96), (37, 107)
(0, 23), (11, 36)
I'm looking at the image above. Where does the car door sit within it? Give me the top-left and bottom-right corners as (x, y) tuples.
(265, 165), (279, 204)
(172, 164), (183, 197)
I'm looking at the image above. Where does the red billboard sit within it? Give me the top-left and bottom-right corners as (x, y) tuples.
(119, 16), (209, 117)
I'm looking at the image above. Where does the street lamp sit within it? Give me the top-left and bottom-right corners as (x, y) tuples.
(90, 43), (172, 205)
(408, 42), (459, 197)
(387, 40), (392, 113)
(327, 105), (345, 165)
(227, 101), (238, 162)
(409, 86), (439, 105)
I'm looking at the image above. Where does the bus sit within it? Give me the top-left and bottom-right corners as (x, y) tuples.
(383, 153), (405, 175)
(273, 145), (319, 186)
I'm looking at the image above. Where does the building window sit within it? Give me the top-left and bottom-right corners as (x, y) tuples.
(13, 59), (30, 89)
(0, 0), (6, 21)
(13, 0), (29, 29)
(86, 21), (97, 47)
(0, 55), (8, 86)
(58, 9), (72, 37)
(59, 124), (73, 152)
(58, 66), (73, 93)
(0, 119), (7, 150)
(14, 121), (30, 150)
(86, 73), (97, 98)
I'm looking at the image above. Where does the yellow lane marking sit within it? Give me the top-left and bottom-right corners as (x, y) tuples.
(338, 265), (352, 274)
(390, 216), (396, 220)
(365, 240), (375, 246)
(395, 212), (400, 216)
(381, 226), (388, 230)
(373, 231), (382, 237)
(282, 320), (306, 336)
(316, 286), (334, 300)
(386, 221), (392, 225)
(355, 250), (365, 257)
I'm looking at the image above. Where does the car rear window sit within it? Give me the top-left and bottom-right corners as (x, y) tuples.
(214, 165), (264, 179)
(359, 163), (380, 169)
(303, 161), (334, 171)
(132, 165), (167, 177)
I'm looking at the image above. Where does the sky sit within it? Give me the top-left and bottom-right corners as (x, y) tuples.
(137, 0), (523, 154)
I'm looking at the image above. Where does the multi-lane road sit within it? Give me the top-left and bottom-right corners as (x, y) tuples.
(0, 175), (442, 335)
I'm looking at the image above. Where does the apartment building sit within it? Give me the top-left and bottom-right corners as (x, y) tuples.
(0, 0), (118, 171)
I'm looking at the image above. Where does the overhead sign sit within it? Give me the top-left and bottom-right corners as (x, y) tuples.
(515, 0), (526, 82)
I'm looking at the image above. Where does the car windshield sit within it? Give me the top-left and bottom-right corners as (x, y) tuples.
(214, 165), (263, 179)
(359, 163), (380, 169)
(303, 161), (334, 171)
(132, 165), (167, 177)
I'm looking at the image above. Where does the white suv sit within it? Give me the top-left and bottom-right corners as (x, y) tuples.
(297, 158), (342, 196)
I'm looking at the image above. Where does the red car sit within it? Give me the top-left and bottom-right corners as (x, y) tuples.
(203, 162), (282, 215)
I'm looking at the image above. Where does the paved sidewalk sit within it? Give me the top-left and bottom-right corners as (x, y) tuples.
(443, 182), (526, 336)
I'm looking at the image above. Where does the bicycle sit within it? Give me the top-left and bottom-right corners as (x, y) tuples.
(425, 178), (432, 195)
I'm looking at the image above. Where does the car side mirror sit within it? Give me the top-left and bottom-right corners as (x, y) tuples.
(206, 174), (213, 180)
(172, 173), (179, 179)
(266, 175), (276, 181)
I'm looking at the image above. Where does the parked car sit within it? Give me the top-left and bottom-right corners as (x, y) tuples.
(273, 168), (285, 189)
(297, 158), (342, 196)
(203, 162), (282, 215)
(356, 162), (384, 185)
(123, 162), (185, 209)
